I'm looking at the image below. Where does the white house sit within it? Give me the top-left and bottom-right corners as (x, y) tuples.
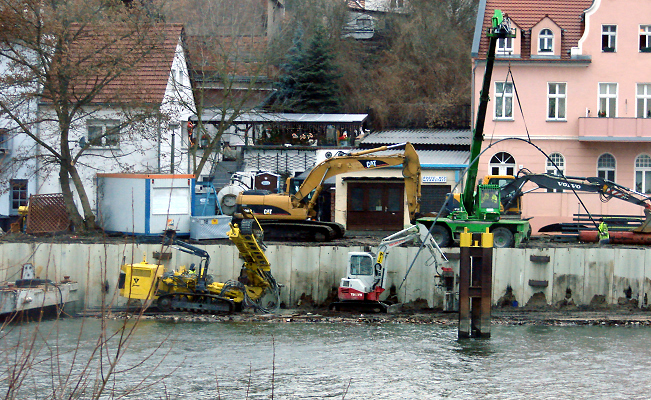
(33, 24), (195, 216)
(0, 49), (40, 222)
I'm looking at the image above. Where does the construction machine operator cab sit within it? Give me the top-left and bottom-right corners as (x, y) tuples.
(476, 184), (501, 221)
(341, 252), (376, 294)
(350, 254), (373, 276)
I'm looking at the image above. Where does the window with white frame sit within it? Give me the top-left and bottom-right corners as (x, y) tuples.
(539, 29), (553, 52)
(496, 37), (514, 55)
(602, 25), (616, 52)
(10, 179), (28, 214)
(489, 152), (516, 176)
(597, 153), (616, 181)
(87, 120), (120, 148)
(547, 82), (566, 120)
(637, 83), (651, 118)
(494, 82), (513, 119)
(635, 154), (651, 194)
(598, 83), (617, 117)
(640, 25), (651, 51)
(546, 152), (565, 192)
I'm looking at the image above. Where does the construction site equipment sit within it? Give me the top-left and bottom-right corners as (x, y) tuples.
(458, 228), (493, 339)
(118, 214), (280, 314)
(232, 142), (421, 242)
(448, 170), (651, 231)
(499, 169), (651, 219)
(217, 171), (281, 216)
(416, 11), (529, 249)
(501, 170), (651, 243)
(330, 224), (447, 313)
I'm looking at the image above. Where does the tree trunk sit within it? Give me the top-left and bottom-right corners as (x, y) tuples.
(59, 166), (84, 230)
(68, 163), (98, 231)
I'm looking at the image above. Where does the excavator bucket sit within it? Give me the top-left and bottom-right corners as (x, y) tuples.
(633, 209), (651, 233)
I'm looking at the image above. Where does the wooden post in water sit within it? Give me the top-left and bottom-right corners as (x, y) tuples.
(458, 228), (493, 339)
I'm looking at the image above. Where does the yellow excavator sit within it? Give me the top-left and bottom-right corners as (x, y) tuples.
(234, 142), (421, 241)
(118, 215), (279, 313)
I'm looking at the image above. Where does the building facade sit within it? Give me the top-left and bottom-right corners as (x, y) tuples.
(473, 0), (651, 233)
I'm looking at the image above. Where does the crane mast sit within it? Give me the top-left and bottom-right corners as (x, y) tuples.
(463, 10), (516, 215)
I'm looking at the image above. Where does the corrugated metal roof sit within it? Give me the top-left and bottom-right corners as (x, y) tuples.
(419, 150), (469, 166)
(352, 148), (469, 167)
(233, 112), (368, 124)
(360, 129), (471, 146)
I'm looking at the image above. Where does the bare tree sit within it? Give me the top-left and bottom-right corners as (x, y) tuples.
(0, 0), (176, 231)
(163, 0), (281, 178)
(323, 0), (478, 129)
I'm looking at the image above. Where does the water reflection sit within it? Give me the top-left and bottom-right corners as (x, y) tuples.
(3, 319), (651, 399)
(454, 337), (495, 358)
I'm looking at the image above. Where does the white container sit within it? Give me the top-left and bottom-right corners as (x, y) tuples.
(97, 174), (195, 236)
(190, 215), (233, 240)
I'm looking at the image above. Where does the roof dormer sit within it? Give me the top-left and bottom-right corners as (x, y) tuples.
(496, 19), (521, 58)
(531, 16), (562, 59)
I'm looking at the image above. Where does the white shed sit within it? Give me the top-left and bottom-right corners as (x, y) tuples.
(97, 174), (195, 236)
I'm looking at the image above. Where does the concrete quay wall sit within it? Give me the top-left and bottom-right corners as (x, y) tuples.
(0, 242), (648, 310)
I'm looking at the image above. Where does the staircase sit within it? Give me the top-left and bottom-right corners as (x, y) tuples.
(209, 160), (238, 189)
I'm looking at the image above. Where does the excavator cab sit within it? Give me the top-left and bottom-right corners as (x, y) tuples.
(475, 184), (501, 221)
(483, 175), (521, 215)
(338, 252), (384, 303)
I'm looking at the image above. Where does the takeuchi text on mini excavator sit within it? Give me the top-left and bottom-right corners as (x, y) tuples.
(233, 142), (421, 242)
(416, 10), (532, 249)
(118, 215), (280, 314)
(330, 224), (450, 313)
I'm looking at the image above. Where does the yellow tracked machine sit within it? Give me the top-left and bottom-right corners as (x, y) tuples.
(118, 215), (280, 313)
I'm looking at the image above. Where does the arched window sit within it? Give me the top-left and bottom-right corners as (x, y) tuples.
(597, 153), (616, 181)
(539, 29), (553, 52)
(489, 152), (515, 176)
(546, 152), (565, 192)
(635, 154), (651, 193)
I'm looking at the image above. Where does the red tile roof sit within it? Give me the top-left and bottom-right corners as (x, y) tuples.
(44, 23), (184, 105)
(347, 0), (366, 11)
(478, 0), (594, 60)
(186, 35), (270, 77)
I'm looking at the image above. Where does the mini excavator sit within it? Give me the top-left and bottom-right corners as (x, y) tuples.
(330, 224), (449, 313)
(118, 214), (280, 313)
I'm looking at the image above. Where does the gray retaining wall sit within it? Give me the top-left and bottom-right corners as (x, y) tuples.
(0, 242), (648, 310)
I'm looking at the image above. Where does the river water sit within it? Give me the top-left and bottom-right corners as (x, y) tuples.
(2, 317), (651, 399)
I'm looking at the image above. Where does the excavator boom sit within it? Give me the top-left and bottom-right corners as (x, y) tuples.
(502, 170), (651, 233)
(236, 142), (421, 241)
(118, 214), (280, 313)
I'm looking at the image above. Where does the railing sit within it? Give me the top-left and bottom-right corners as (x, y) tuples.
(578, 117), (651, 140)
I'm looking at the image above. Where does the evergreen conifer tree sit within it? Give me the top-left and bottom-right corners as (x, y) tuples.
(273, 25), (341, 113)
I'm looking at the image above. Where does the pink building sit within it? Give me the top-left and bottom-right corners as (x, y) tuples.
(472, 0), (651, 233)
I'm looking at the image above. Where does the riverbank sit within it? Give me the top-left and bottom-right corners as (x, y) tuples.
(98, 306), (651, 327)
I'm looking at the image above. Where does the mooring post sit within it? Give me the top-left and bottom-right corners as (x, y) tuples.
(458, 228), (494, 339)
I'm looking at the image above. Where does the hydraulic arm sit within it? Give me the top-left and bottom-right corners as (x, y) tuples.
(235, 142), (421, 241)
(118, 216), (280, 313)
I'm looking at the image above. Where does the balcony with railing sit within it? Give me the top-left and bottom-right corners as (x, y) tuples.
(578, 117), (651, 141)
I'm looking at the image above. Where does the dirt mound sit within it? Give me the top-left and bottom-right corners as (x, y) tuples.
(400, 298), (430, 311)
(523, 292), (548, 310)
